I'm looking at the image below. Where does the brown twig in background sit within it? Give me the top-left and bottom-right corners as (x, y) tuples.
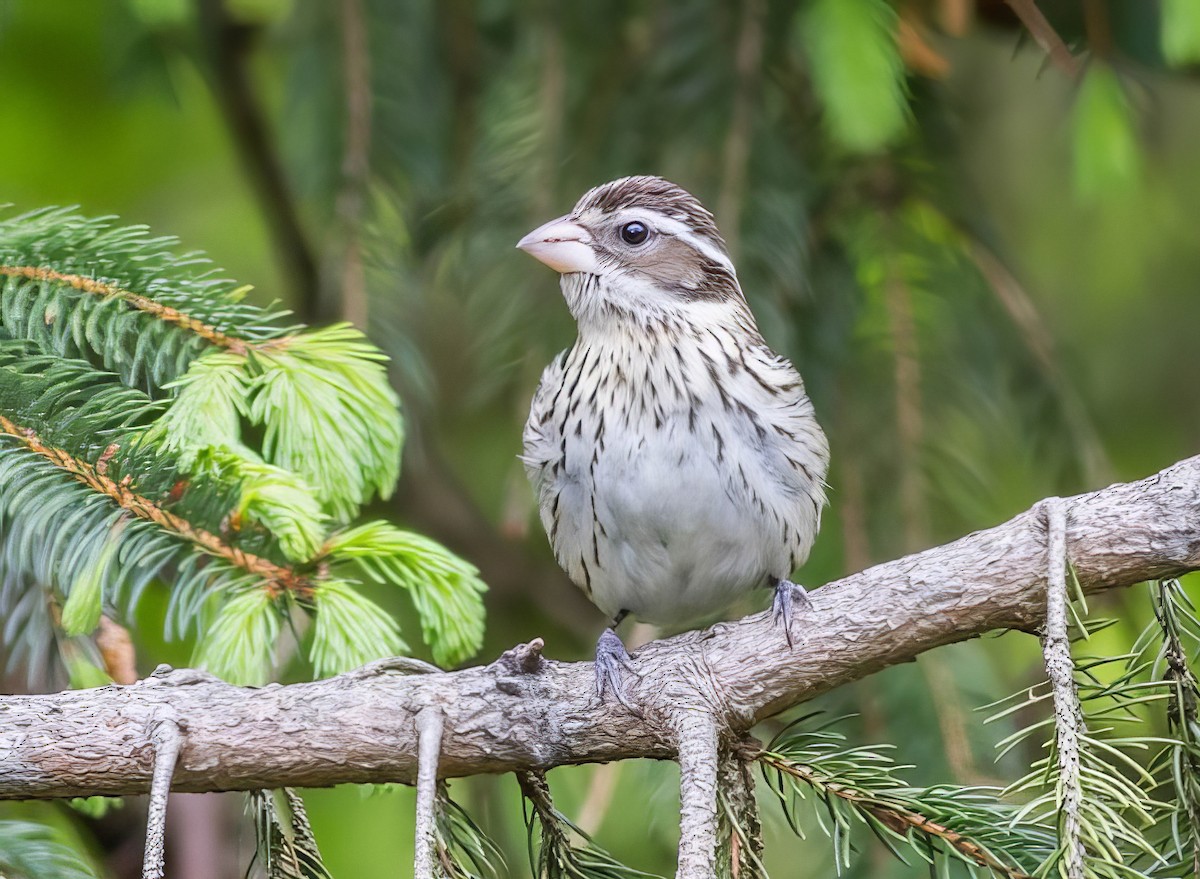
(1081, 0), (1113, 59)
(97, 617), (139, 685)
(963, 235), (1112, 485)
(716, 0), (765, 260)
(1004, 0), (1082, 77)
(326, 0), (372, 328)
(194, 0), (320, 321)
(880, 222), (979, 782)
(532, 4), (565, 220)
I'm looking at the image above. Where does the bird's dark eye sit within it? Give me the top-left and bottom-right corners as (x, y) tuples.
(619, 221), (649, 246)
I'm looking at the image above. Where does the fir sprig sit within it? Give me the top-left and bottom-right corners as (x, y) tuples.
(0, 207), (291, 392)
(758, 715), (1052, 877)
(321, 522), (485, 667)
(1141, 579), (1200, 875)
(518, 771), (662, 879)
(251, 788), (334, 879)
(0, 208), (486, 687)
(433, 784), (507, 879)
(986, 579), (1186, 879)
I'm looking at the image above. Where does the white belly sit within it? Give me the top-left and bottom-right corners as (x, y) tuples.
(548, 420), (793, 625)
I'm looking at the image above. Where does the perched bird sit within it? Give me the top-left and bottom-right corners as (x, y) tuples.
(517, 176), (829, 705)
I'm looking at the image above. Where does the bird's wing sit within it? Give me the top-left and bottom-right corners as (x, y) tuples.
(737, 342), (831, 565)
(520, 348), (570, 491)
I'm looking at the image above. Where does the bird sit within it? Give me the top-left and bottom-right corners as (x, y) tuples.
(517, 176), (829, 707)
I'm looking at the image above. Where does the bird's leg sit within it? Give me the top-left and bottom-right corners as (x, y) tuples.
(771, 578), (811, 649)
(595, 610), (639, 714)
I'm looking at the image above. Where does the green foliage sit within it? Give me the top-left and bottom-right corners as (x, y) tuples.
(0, 208), (488, 690)
(1072, 65), (1142, 203)
(1162, 0), (1200, 66)
(0, 207), (289, 391)
(67, 797), (123, 820)
(984, 579), (1200, 879)
(760, 715), (1052, 877)
(1141, 580), (1200, 874)
(194, 449), (328, 563)
(193, 588), (285, 686)
(434, 784), (507, 879)
(308, 580), (406, 679)
(247, 325), (403, 521)
(797, 0), (909, 154)
(520, 772), (662, 879)
(160, 325), (403, 522)
(323, 522), (486, 667)
(59, 534), (117, 636)
(252, 788), (334, 879)
(0, 820), (99, 879)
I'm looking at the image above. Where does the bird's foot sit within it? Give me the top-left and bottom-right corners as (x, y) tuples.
(772, 579), (811, 649)
(594, 628), (640, 715)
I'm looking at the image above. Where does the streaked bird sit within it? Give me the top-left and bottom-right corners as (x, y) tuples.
(518, 176), (829, 706)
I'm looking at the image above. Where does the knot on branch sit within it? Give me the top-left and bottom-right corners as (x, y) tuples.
(496, 638), (546, 675)
(492, 639), (547, 695)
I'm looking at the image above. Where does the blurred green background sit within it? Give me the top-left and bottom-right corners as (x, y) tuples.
(1, 0), (1198, 876)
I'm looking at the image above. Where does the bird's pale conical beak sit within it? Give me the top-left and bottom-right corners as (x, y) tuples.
(516, 216), (597, 274)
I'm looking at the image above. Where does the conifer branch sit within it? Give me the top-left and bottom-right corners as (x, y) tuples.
(0, 413), (312, 598)
(757, 751), (1033, 878)
(0, 265), (284, 354)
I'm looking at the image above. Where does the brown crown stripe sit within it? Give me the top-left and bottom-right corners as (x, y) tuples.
(0, 265), (289, 355)
(0, 414), (311, 599)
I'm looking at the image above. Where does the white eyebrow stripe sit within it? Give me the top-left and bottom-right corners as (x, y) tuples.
(621, 211), (735, 275)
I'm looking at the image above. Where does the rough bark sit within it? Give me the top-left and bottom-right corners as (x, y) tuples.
(1, 456), (1198, 801)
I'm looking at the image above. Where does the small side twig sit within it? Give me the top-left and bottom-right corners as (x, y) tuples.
(142, 718), (183, 879)
(414, 706), (445, 879)
(1004, 0), (1082, 77)
(674, 712), (720, 879)
(1041, 497), (1085, 879)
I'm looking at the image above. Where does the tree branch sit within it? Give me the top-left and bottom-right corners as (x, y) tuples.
(142, 718), (183, 879)
(674, 712), (720, 879)
(413, 706), (444, 879)
(1040, 498), (1085, 879)
(2, 457), (1199, 802)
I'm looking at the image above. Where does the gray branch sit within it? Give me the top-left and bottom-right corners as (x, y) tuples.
(1040, 498), (1086, 879)
(413, 706), (444, 879)
(142, 718), (182, 879)
(2, 456), (1199, 805)
(673, 712), (720, 879)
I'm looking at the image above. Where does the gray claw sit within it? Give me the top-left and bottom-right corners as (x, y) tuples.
(594, 628), (640, 715)
(772, 579), (810, 648)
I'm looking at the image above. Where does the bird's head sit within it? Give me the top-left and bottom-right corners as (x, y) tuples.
(518, 176), (747, 329)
